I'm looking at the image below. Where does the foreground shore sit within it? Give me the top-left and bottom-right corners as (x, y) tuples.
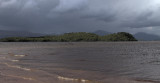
(0, 42), (158, 83)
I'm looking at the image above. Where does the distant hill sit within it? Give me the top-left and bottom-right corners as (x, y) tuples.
(93, 30), (112, 36)
(0, 30), (45, 38)
(134, 32), (160, 41)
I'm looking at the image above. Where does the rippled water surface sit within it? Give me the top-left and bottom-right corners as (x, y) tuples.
(0, 42), (160, 83)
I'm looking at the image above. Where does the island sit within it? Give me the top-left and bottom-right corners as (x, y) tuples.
(0, 32), (137, 42)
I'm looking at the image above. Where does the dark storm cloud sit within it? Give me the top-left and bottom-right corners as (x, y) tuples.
(0, 0), (160, 34)
(0, 0), (59, 31)
(118, 9), (160, 28)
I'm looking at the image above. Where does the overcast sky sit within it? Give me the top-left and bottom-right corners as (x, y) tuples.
(0, 0), (160, 35)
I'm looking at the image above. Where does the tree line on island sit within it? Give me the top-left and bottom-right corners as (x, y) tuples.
(0, 32), (137, 42)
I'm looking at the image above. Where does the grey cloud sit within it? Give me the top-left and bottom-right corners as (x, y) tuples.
(0, 0), (160, 34)
(119, 8), (160, 28)
(0, 0), (58, 30)
(52, 0), (88, 13)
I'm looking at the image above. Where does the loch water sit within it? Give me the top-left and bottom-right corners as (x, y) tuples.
(0, 42), (160, 83)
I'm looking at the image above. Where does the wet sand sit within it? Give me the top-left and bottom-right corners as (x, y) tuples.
(0, 42), (157, 83)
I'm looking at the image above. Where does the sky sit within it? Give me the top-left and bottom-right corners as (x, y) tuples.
(0, 0), (160, 35)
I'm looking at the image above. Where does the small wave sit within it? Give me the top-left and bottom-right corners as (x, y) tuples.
(11, 60), (19, 62)
(7, 75), (35, 81)
(0, 72), (45, 83)
(57, 76), (100, 83)
(0, 72), (35, 81)
(4, 63), (31, 71)
(14, 55), (27, 57)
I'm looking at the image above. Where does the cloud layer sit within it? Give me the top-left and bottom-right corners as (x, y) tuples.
(0, 0), (160, 34)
